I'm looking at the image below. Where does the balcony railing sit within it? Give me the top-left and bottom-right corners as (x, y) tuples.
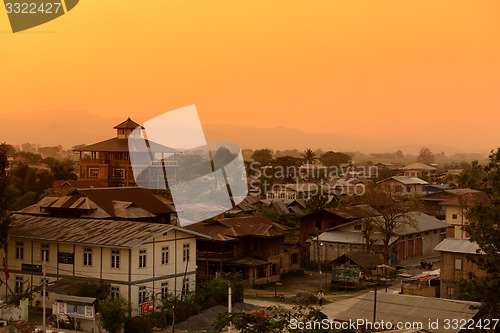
(80, 159), (130, 165)
(79, 158), (178, 167)
(197, 251), (235, 259)
(151, 160), (178, 167)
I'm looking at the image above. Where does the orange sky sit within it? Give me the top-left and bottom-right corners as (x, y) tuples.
(1, 1), (499, 152)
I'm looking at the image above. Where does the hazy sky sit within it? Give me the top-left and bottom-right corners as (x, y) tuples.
(1, 1), (499, 152)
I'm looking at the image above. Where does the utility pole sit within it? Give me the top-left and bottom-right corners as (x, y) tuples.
(228, 281), (232, 333)
(316, 229), (322, 290)
(42, 257), (46, 333)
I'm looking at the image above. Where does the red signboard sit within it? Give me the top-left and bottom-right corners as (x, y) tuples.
(141, 301), (154, 315)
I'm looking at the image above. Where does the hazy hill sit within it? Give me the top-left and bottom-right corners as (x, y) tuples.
(0, 110), (489, 155)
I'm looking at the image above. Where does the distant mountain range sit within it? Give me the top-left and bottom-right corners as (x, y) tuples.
(0, 110), (489, 155)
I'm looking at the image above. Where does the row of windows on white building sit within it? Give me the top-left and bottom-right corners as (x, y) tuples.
(15, 242), (191, 269)
(14, 241), (192, 305)
(15, 276), (190, 304)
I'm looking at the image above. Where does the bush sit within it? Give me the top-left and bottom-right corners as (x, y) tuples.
(99, 297), (130, 333)
(124, 316), (153, 333)
(155, 273), (246, 328)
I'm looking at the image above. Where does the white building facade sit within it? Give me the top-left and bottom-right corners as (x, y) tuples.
(1, 215), (207, 316)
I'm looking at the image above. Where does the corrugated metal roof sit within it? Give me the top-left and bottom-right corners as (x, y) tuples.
(10, 215), (206, 248)
(334, 292), (480, 333)
(52, 179), (105, 189)
(330, 212), (449, 235)
(438, 192), (488, 207)
(18, 187), (174, 219)
(386, 176), (429, 185)
(434, 238), (481, 254)
(444, 188), (480, 195)
(231, 257), (270, 266)
(52, 293), (96, 304)
(325, 204), (379, 219)
(426, 184), (451, 190)
(289, 206), (305, 215)
(77, 187), (174, 215)
(287, 199), (307, 208)
(186, 216), (289, 241)
(316, 231), (394, 246)
(332, 252), (385, 269)
(271, 200), (290, 215)
(398, 212), (450, 234)
(112, 201), (157, 219)
(402, 163), (437, 170)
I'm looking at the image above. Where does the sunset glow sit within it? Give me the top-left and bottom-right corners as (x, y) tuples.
(1, 1), (499, 151)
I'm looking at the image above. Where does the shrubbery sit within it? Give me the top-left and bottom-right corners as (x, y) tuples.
(150, 273), (246, 329)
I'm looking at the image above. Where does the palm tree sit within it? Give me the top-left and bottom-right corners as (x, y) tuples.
(302, 149), (317, 164)
(458, 160), (484, 190)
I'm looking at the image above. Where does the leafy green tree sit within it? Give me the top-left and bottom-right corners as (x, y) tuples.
(99, 296), (131, 333)
(37, 145), (63, 159)
(30, 169), (54, 195)
(9, 163), (30, 193)
(196, 272), (245, 307)
(258, 206), (301, 228)
(271, 156), (303, 169)
(318, 151), (351, 167)
(14, 151), (44, 165)
(270, 155), (303, 182)
(45, 158), (78, 180)
(175, 154), (212, 181)
(251, 149), (273, 166)
(372, 167), (395, 185)
(275, 149), (302, 158)
(213, 146), (237, 167)
(352, 188), (421, 263)
(9, 163), (53, 196)
(301, 149), (317, 164)
(458, 160), (485, 190)
(459, 148), (500, 317)
(0, 143), (13, 252)
(9, 191), (39, 211)
(305, 190), (329, 214)
(4, 276), (40, 306)
(76, 280), (111, 311)
(416, 147), (435, 164)
(21, 143), (38, 153)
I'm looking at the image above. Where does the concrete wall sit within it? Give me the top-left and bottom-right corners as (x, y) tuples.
(310, 241), (367, 263)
